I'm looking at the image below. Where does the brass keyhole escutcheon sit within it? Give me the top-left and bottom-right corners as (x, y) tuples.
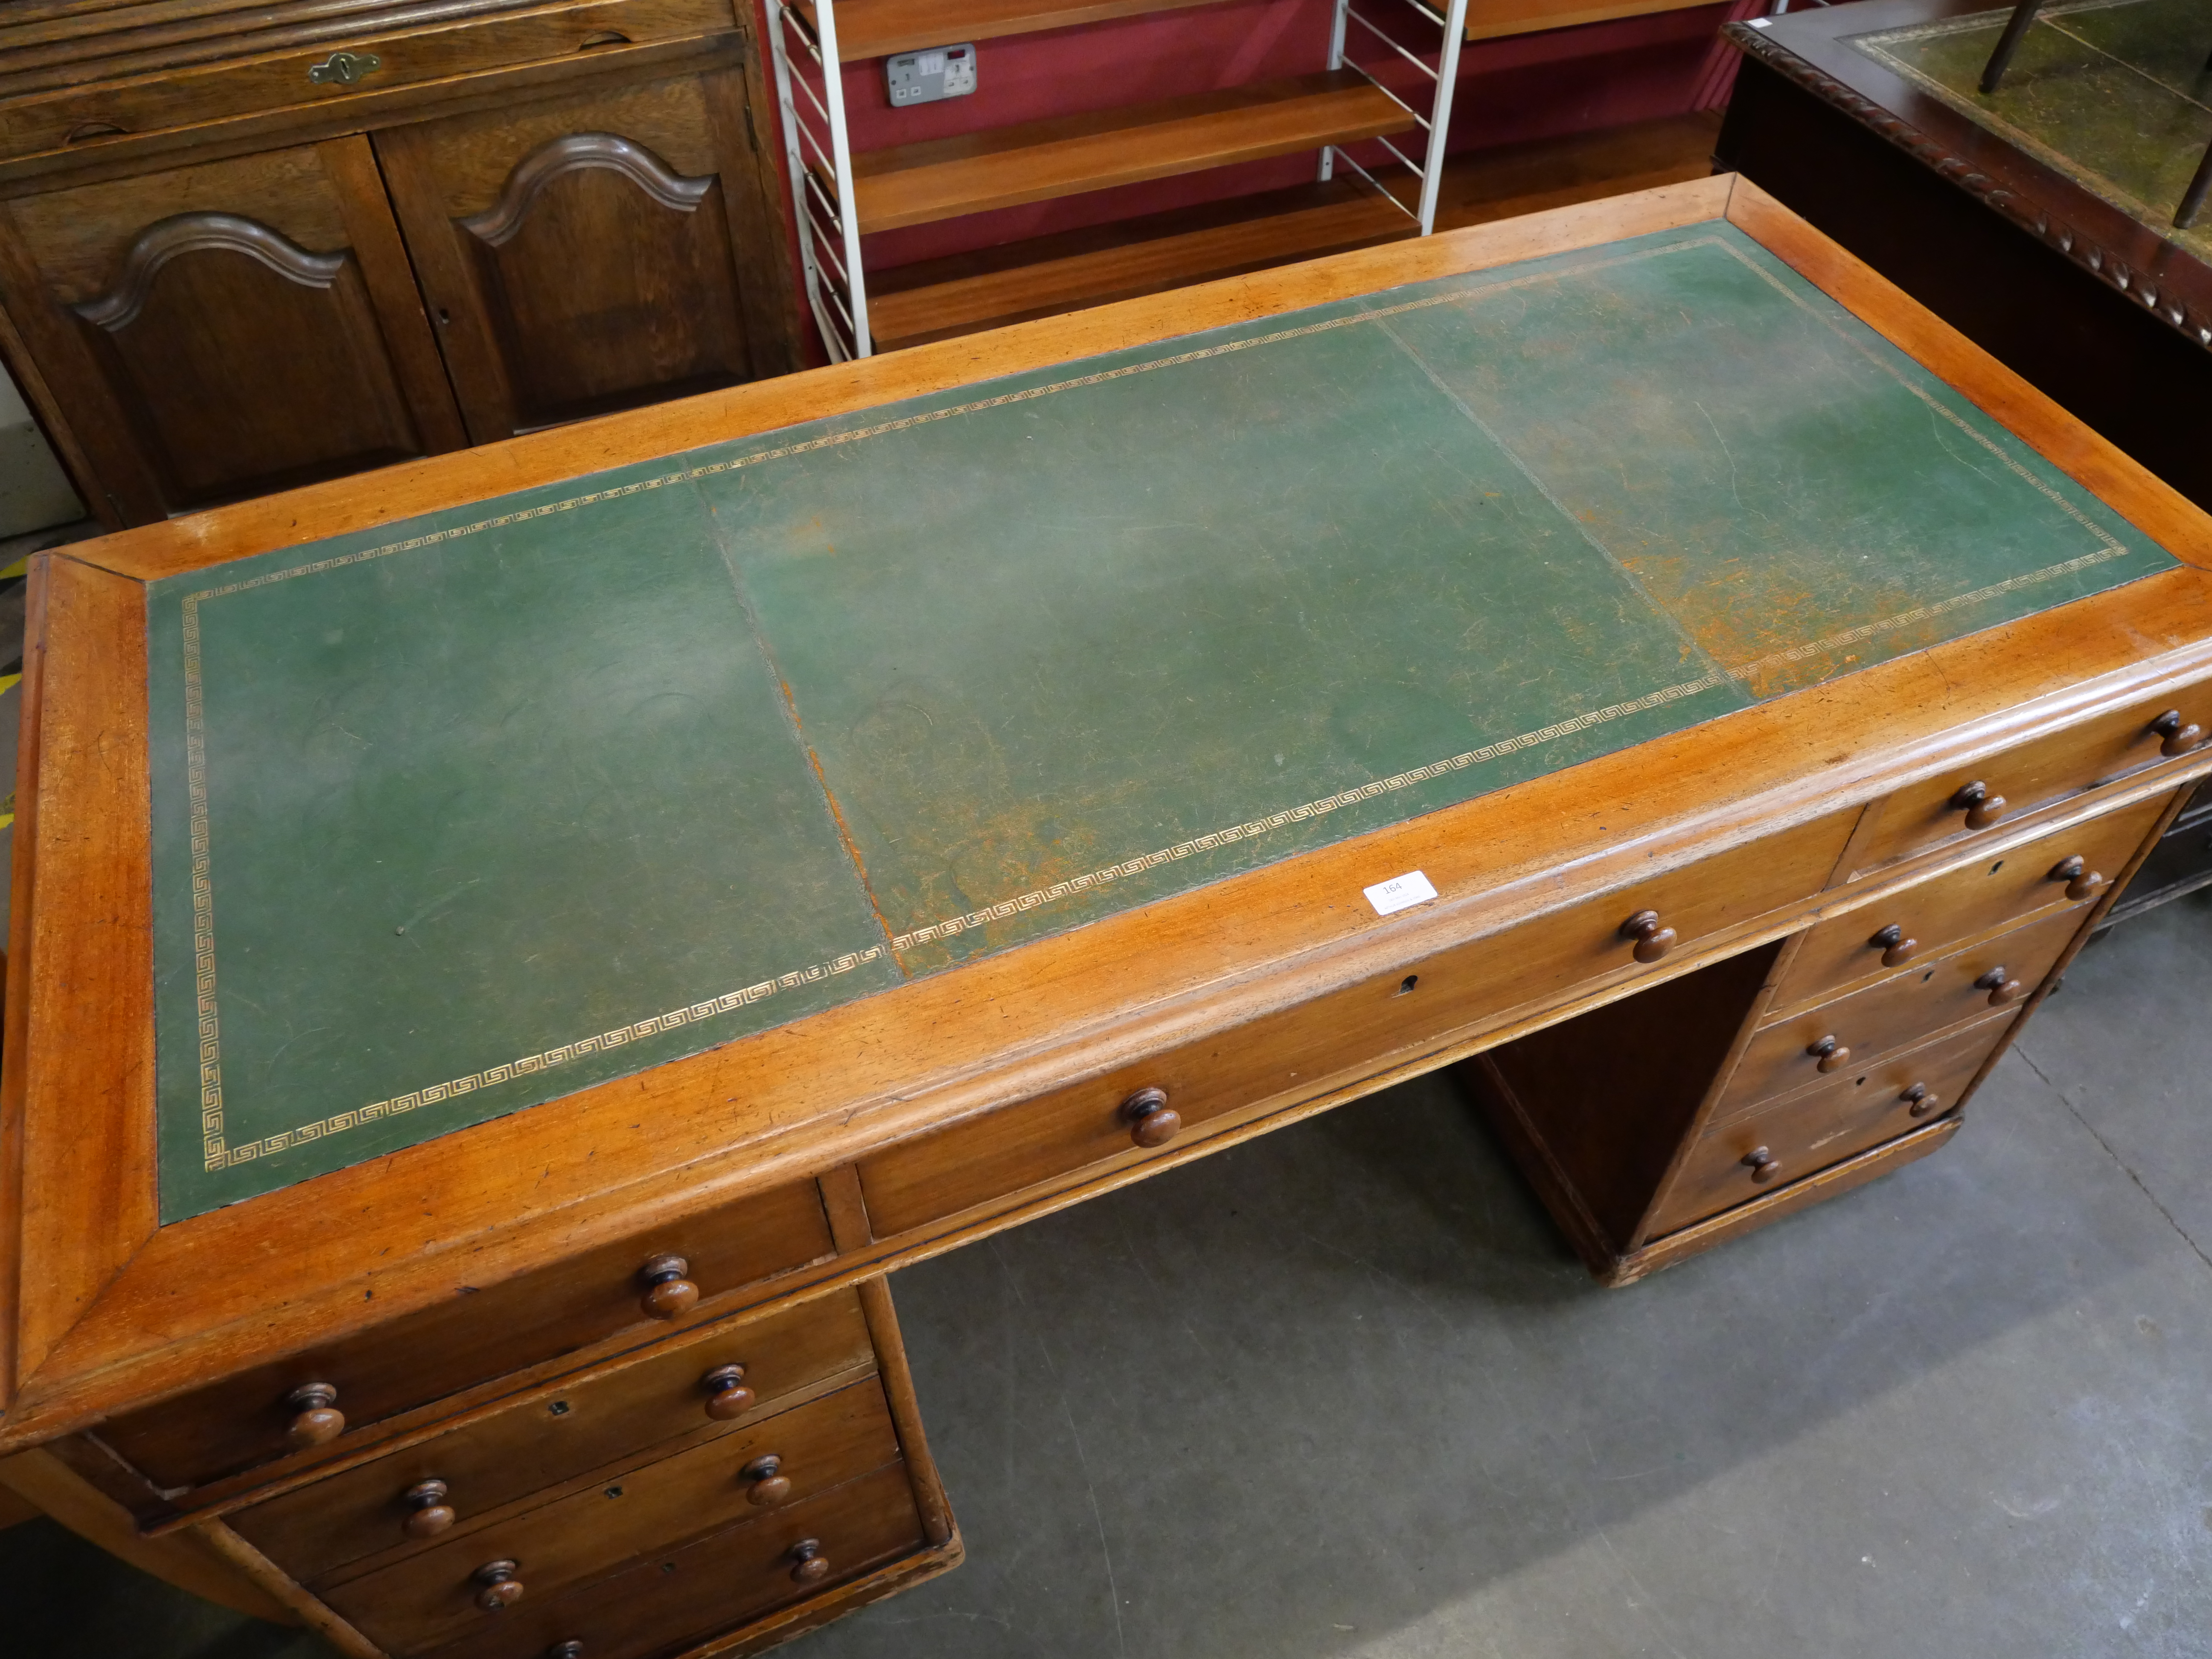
(308, 50), (382, 86)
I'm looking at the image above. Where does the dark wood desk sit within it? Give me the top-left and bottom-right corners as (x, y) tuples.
(1717, 0), (2212, 512)
(6, 175), (2212, 1657)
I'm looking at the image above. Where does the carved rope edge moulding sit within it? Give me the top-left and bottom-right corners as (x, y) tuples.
(1723, 22), (2212, 355)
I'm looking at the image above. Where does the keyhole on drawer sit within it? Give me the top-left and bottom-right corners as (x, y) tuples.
(1921, 970), (1935, 983)
(436, 307), (451, 325)
(1397, 975), (1419, 995)
(604, 1485), (623, 1499)
(548, 1400), (570, 1416)
(661, 1561), (677, 1574)
(1988, 859), (2005, 873)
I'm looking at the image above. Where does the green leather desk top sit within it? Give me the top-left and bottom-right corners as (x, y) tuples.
(1852, 0), (2212, 261)
(148, 221), (2175, 1219)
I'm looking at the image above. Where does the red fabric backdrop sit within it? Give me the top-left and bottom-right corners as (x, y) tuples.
(752, 0), (1771, 342)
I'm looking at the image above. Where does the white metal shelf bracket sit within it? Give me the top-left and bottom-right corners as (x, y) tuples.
(770, 0), (1469, 359)
(1324, 0), (1472, 233)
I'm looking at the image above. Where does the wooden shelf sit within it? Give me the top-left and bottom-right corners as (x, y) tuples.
(1429, 109), (1721, 231)
(866, 109), (1721, 349)
(801, 0), (1712, 62)
(1464, 0), (1718, 42)
(868, 177), (1413, 349)
(799, 0), (1238, 61)
(849, 70), (1418, 233)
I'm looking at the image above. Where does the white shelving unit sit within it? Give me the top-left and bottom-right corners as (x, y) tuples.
(765, 0), (1469, 361)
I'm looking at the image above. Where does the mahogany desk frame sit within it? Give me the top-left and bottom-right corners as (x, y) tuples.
(6, 173), (2212, 1648)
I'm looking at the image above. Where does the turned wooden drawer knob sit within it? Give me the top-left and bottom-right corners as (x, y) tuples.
(2049, 856), (2105, 902)
(1619, 909), (1676, 963)
(1741, 1146), (1781, 1184)
(701, 1363), (754, 1420)
(1951, 780), (2007, 830)
(1976, 966), (2030, 1007)
(1121, 1086), (1180, 1148)
(2150, 709), (2205, 758)
(402, 1478), (456, 1539)
(741, 1453), (792, 1507)
(473, 1559), (524, 1610)
(787, 1539), (830, 1585)
(1807, 1035), (1850, 1073)
(1901, 1083), (1940, 1119)
(638, 1253), (699, 1320)
(284, 1384), (345, 1449)
(1869, 923), (1918, 967)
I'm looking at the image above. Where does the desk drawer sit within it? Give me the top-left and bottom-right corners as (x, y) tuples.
(1650, 1016), (2009, 1236)
(103, 1176), (834, 1493)
(1851, 690), (2208, 872)
(0, 0), (735, 164)
(231, 1289), (873, 1585)
(1719, 905), (2082, 1115)
(417, 1460), (927, 1659)
(1772, 794), (2168, 1016)
(858, 812), (1855, 1239)
(327, 1376), (901, 1652)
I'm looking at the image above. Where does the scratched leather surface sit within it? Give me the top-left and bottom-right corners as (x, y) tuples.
(147, 221), (2173, 1217)
(1856, 0), (2212, 260)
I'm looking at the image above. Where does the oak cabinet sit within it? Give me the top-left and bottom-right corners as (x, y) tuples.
(0, 7), (800, 527)
(0, 137), (462, 519)
(379, 64), (792, 441)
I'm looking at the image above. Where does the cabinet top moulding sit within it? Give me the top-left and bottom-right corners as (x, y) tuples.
(792, 0), (1233, 61)
(0, 0), (740, 176)
(0, 0), (565, 75)
(849, 69), (1416, 233)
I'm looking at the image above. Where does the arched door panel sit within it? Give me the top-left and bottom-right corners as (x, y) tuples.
(377, 58), (799, 444)
(0, 137), (463, 521)
(74, 212), (419, 503)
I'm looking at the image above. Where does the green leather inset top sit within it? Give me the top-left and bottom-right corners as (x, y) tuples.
(1854, 0), (2212, 260)
(148, 221), (2174, 1218)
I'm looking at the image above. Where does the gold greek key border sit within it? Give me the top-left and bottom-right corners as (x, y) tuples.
(181, 228), (2138, 1174)
(886, 543), (2131, 949)
(178, 241), (1752, 621)
(194, 536), (2129, 1169)
(201, 945), (891, 1166)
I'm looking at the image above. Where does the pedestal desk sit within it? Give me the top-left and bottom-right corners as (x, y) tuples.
(6, 175), (2212, 1658)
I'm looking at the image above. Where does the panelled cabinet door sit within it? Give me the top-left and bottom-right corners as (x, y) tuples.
(376, 58), (799, 444)
(0, 137), (464, 524)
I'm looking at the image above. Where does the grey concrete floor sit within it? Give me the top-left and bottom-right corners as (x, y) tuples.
(5, 892), (2208, 1658)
